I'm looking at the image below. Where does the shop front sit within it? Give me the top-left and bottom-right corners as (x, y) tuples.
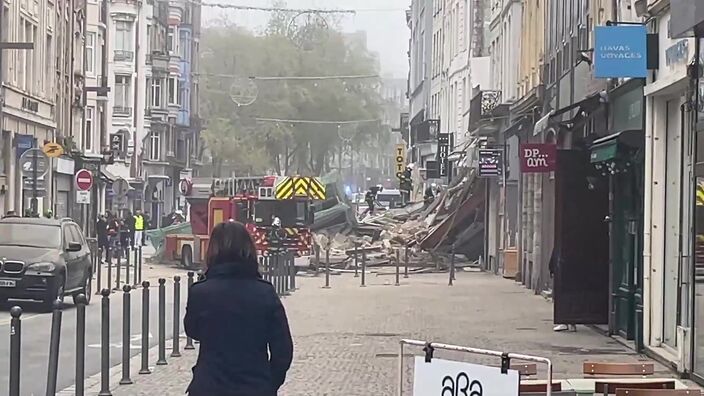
(589, 78), (645, 348)
(643, 10), (695, 371)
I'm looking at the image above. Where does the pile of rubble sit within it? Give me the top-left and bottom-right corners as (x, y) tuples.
(310, 167), (486, 273)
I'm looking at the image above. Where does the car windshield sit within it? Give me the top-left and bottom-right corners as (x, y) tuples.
(0, 223), (62, 249)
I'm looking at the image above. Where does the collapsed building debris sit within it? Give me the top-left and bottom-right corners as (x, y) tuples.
(310, 167), (486, 273)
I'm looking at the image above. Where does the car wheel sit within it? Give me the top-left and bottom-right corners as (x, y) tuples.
(43, 275), (65, 312)
(73, 273), (92, 305)
(181, 245), (193, 268)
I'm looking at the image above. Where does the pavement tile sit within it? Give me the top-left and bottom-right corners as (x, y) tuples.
(77, 270), (683, 395)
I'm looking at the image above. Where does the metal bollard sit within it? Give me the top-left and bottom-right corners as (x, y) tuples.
(115, 246), (121, 290)
(125, 246), (131, 286)
(45, 299), (63, 396)
(404, 245), (409, 278)
(289, 252), (297, 291)
(156, 278), (167, 365)
(323, 248), (330, 289)
(314, 243), (320, 268)
(449, 245), (456, 286)
(96, 251), (103, 295)
(119, 285), (133, 385)
(9, 306), (22, 396)
(106, 249), (113, 295)
(171, 276), (182, 358)
(138, 246), (143, 284)
(395, 249), (400, 286)
(75, 294), (88, 396)
(185, 272), (195, 350)
(354, 242), (359, 277)
(139, 281), (152, 375)
(361, 249), (367, 287)
(99, 289), (112, 396)
(282, 253), (291, 296)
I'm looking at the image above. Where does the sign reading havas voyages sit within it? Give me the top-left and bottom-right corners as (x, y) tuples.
(413, 357), (519, 396)
(594, 25), (648, 78)
(478, 149), (503, 177)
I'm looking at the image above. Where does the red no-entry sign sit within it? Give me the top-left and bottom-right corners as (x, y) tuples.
(75, 169), (94, 191)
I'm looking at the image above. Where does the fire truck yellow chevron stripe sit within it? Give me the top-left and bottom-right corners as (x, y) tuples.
(309, 178), (326, 200)
(294, 177), (310, 196)
(275, 177), (294, 200)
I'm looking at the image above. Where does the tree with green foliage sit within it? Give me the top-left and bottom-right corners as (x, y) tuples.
(199, 9), (386, 177)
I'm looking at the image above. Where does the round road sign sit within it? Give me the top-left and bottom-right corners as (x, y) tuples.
(19, 149), (49, 178)
(75, 169), (94, 191)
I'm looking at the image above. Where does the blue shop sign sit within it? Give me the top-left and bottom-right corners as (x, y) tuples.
(14, 134), (35, 159)
(594, 25), (648, 78)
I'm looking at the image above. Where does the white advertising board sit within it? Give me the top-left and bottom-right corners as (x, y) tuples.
(413, 356), (519, 396)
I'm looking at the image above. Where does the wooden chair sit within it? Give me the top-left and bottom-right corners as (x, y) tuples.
(616, 390), (701, 395)
(584, 362), (655, 377)
(519, 382), (562, 393)
(595, 380), (676, 395)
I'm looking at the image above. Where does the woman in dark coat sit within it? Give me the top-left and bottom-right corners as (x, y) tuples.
(184, 221), (293, 396)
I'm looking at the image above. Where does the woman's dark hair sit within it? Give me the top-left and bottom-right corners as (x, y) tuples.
(206, 221), (259, 272)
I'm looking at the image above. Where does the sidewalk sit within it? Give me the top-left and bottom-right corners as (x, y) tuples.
(79, 269), (683, 395)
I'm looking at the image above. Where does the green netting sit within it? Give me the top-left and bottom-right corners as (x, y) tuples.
(145, 222), (192, 261)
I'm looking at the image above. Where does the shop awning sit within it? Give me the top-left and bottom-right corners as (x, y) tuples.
(100, 169), (117, 182)
(533, 112), (552, 136)
(589, 129), (644, 164)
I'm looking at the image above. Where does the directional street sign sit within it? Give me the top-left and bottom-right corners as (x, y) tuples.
(112, 178), (130, 197)
(18, 148), (49, 178)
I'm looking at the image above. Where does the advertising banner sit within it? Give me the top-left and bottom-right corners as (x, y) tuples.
(478, 149), (503, 177)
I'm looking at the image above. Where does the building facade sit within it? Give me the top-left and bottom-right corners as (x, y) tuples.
(0, 0), (85, 218)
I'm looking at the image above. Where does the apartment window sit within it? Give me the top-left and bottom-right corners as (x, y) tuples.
(1, 6), (8, 80)
(84, 107), (94, 152)
(177, 81), (184, 106)
(115, 20), (133, 59)
(45, 34), (53, 95)
(149, 131), (161, 161)
(168, 77), (177, 105)
(114, 75), (132, 116)
(167, 26), (178, 54)
(152, 78), (163, 108)
(85, 32), (96, 74)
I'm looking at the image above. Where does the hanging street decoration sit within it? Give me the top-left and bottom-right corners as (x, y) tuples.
(229, 77), (259, 106)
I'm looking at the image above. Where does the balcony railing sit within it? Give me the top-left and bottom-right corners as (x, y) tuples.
(468, 90), (504, 131)
(113, 50), (134, 62)
(113, 106), (133, 117)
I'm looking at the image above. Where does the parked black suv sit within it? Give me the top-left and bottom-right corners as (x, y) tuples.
(0, 217), (93, 310)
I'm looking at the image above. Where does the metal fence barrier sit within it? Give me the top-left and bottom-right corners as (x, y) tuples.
(6, 248), (301, 395)
(96, 244), (143, 294)
(397, 339), (554, 396)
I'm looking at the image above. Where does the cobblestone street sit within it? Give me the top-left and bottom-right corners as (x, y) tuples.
(81, 269), (672, 395)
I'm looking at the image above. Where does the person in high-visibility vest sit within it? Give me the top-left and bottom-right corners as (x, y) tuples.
(134, 209), (146, 247)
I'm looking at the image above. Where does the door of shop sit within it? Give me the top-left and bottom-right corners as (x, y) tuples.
(610, 168), (643, 342)
(553, 150), (610, 325)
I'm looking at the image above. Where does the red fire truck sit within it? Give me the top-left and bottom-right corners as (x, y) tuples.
(164, 175), (326, 268)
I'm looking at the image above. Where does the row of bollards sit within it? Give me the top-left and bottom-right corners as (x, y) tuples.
(7, 271), (195, 396)
(321, 242), (413, 288)
(95, 246), (144, 295)
(259, 250), (297, 297)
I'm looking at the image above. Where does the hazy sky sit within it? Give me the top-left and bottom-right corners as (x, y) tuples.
(202, 0), (411, 79)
